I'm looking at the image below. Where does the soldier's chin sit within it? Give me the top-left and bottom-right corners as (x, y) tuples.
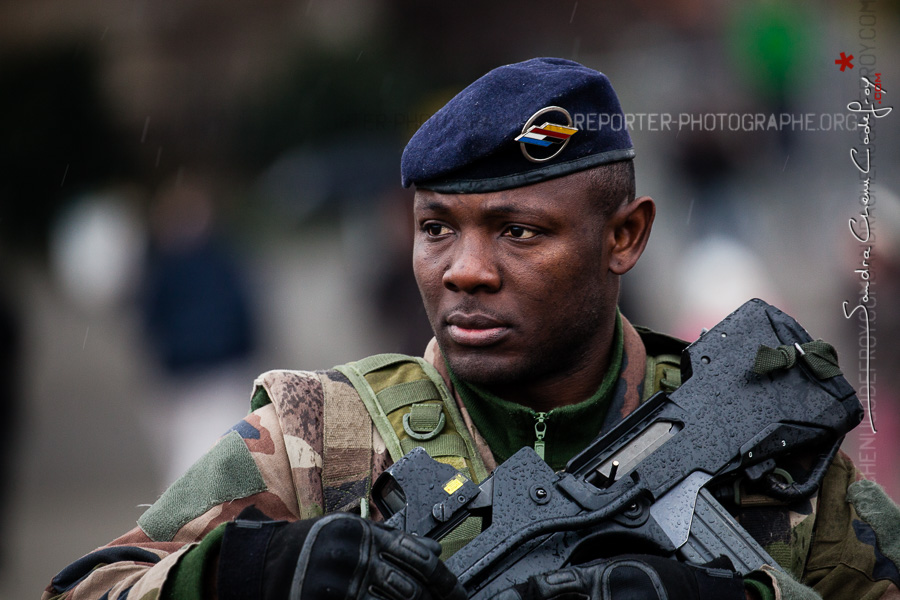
(443, 349), (527, 387)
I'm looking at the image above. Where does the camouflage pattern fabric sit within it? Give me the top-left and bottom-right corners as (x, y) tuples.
(43, 319), (900, 599)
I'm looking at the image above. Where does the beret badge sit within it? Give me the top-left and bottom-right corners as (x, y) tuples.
(514, 106), (578, 163)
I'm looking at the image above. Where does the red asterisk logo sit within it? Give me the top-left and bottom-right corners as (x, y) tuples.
(835, 52), (854, 71)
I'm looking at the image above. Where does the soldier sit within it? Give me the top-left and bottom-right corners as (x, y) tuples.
(44, 58), (900, 600)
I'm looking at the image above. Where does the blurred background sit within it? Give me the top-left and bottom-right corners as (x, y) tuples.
(1, 0), (898, 596)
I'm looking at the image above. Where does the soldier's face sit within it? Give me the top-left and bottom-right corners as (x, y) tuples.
(412, 173), (620, 388)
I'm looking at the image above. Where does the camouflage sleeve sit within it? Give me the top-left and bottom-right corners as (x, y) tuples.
(799, 451), (900, 599)
(42, 401), (306, 600)
(731, 450), (900, 600)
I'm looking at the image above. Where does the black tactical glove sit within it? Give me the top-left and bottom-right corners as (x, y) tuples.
(491, 555), (745, 600)
(217, 507), (465, 600)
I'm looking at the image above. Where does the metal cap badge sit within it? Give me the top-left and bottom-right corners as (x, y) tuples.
(515, 106), (578, 162)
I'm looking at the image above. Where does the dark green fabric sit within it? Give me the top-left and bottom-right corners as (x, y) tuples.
(138, 430), (267, 542)
(632, 325), (689, 358)
(745, 576), (776, 600)
(162, 523), (226, 600)
(752, 340), (841, 380)
(451, 311), (624, 471)
(250, 386), (272, 412)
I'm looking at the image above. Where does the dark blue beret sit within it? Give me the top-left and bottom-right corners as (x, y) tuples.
(401, 57), (634, 193)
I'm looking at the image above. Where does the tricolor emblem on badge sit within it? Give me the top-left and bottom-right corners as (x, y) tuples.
(515, 106), (578, 163)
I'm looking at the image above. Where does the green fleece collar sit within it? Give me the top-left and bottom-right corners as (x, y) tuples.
(449, 311), (624, 471)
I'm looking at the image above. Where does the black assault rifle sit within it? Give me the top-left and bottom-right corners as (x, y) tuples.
(371, 299), (864, 599)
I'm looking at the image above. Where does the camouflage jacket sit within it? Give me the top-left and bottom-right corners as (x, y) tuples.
(44, 319), (900, 599)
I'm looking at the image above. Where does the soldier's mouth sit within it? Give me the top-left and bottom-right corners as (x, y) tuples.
(445, 312), (510, 347)
(447, 325), (509, 347)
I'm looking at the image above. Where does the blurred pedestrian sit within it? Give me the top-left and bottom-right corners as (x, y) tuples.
(140, 173), (258, 487)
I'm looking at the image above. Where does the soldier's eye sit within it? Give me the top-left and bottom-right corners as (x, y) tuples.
(504, 226), (537, 239)
(424, 223), (452, 236)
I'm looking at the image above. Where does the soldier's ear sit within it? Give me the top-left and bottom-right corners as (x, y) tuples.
(607, 196), (655, 275)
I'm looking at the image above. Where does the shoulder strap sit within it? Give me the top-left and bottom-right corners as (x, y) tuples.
(335, 354), (489, 484)
(635, 326), (689, 401)
(642, 352), (683, 401)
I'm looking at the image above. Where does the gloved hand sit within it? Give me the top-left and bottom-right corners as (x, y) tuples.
(491, 555), (746, 600)
(217, 507), (465, 600)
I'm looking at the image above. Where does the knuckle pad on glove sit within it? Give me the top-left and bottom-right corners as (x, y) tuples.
(369, 568), (418, 600)
(378, 534), (440, 581)
(396, 535), (435, 563)
(522, 567), (590, 600)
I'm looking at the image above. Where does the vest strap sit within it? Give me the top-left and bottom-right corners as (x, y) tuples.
(403, 404), (446, 440)
(400, 433), (470, 459)
(353, 353), (415, 374)
(408, 403), (444, 432)
(643, 353), (682, 401)
(377, 379), (442, 413)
